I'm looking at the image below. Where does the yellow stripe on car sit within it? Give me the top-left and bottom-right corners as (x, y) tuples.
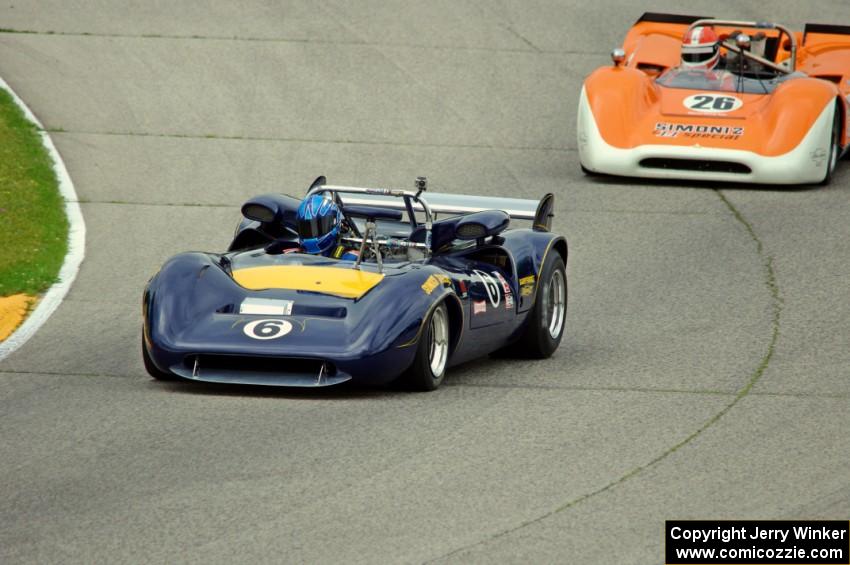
(232, 265), (384, 299)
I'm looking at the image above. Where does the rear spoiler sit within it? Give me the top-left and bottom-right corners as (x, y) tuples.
(314, 181), (555, 233)
(636, 12), (710, 25)
(803, 23), (850, 44)
(340, 190), (540, 221)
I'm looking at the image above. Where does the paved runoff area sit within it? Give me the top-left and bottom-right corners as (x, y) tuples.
(1, 1), (849, 562)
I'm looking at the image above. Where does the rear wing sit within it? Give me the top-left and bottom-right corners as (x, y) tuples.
(336, 188), (539, 221)
(311, 178), (552, 225)
(635, 12), (708, 26)
(803, 23), (850, 46)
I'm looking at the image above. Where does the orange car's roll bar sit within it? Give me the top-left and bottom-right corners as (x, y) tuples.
(689, 18), (797, 73)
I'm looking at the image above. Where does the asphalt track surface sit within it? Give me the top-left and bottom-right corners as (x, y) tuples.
(1, 2), (849, 563)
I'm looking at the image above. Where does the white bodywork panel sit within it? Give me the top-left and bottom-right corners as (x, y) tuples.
(577, 86), (835, 185)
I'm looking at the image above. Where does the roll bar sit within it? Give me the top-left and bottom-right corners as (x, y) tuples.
(306, 179), (547, 270)
(307, 183), (437, 257)
(688, 18), (797, 73)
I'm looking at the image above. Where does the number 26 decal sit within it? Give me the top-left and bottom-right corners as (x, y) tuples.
(683, 93), (743, 113)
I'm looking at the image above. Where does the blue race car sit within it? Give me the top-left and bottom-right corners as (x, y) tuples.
(142, 177), (568, 391)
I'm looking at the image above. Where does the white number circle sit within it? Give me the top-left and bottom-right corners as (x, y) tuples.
(243, 319), (292, 340)
(472, 269), (501, 308)
(683, 93), (743, 113)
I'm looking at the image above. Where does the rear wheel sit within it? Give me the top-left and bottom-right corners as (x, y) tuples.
(142, 334), (176, 380)
(405, 302), (449, 391)
(820, 103), (842, 186)
(517, 252), (567, 358)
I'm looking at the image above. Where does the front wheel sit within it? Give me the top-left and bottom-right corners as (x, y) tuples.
(404, 302), (450, 391)
(142, 334), (176, 380)
(517, 252), (567, 358)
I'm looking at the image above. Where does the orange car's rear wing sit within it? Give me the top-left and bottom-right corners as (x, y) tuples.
(799, 24), (850, 86)
(635, 12), (708, 26)
(803, 23), (850, 47)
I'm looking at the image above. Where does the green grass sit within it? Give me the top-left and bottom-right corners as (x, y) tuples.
(0, 88), (68, 296)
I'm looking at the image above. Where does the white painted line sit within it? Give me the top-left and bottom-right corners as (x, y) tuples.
(0, 77), (86, 362)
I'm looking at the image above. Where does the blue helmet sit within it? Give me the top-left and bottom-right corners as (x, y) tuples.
(296, 195), (342, 255)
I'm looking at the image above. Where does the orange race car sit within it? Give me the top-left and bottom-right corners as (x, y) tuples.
(578, 13), (850, 185)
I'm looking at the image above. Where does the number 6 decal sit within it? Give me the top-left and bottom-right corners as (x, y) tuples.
(243, 319), (293, 340)
(684, 93), (743, 113)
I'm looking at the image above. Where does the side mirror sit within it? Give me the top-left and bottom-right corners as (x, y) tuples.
(611, 48), (626, 67)
(242, 196), (282, 224)
(240, 193), (302, 229)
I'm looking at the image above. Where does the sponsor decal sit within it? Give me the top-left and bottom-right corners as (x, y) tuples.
(473, 270), (501, 307)
(683, 93), (743, 113)
(494, 272), (515, 311)
(457, 279), (468, 299)
(494, 272), (511, 294)
(422, 274), (452, 295)
(810, 147), (828, 167)
(421, 275), (440, 295)
(243, 319), (292, 340)
(519, 274), (535, 297)
(654, 122), (744, 140)
(472, 300), (486, 315)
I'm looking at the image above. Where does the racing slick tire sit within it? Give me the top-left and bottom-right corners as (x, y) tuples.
(820, 102), (842, 186)
(405, 302), (450, 391)
(518, 252), (567, 358)
(142, 335), (177, 381)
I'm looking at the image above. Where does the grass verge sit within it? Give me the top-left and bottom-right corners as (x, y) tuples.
(0, 87), (68, 296)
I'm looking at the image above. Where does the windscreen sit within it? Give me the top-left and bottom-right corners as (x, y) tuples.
(656, 68), (797, 95)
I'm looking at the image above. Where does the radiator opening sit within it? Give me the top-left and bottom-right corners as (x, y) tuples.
(639, 158), (751, 174)
(184, 355), (336, 376)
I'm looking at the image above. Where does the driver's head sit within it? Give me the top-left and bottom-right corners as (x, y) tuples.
(681, 26), (720, 71)
(296, 194), (342, 255)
